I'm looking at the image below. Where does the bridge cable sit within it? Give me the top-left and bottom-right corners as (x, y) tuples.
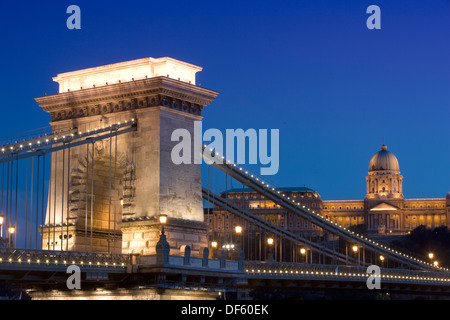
(61, 148), (65, 251)
(85, 143), (88, 251)
(6, 160), (9, 245)
(66, 143), (71, 251)
(114, 133), (117, 253)
(212, 165), (215, 242)
(52, 151), (57, 250)
(207, 163), (210, 246)
(41, 153), (46, 250)
(9, 159), (12, 247)
(25, 158), (29, 248)
(35, 155), (40, 250)
(30, 157), (34, 250)
(14, 154), (18, 247)
(1, 162), (3, 240)
(108, 135), (112, 253)
(90, 141), (94, 252)
(47, 155), (51, 250)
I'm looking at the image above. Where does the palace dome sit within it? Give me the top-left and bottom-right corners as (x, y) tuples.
(369, 145), (400, 172)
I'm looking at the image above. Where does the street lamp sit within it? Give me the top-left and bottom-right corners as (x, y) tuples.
(352, 245), (360, 266)
(428, 253), (434, 260)
(159, 214), (167, 235)
(235, 225), (243, 252)
(300, 247), (309, 264)
(434, 261), (439, 267)
(8, 226), (15, 248)
(159, 214), (167, 224)
(0, 215), (4, 238)
(267, 237), (274, 262)
(235, 225), (244, 261)
(210, 241), (218, 258)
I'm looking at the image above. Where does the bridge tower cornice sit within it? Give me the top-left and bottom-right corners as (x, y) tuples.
(35, 76), (218, 123)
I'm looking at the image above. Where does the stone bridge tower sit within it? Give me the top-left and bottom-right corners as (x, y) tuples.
(35, 57), (218, 256)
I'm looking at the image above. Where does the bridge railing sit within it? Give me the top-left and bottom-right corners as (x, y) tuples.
(244, 261), (450, 284)
(0, 248), (130, 266)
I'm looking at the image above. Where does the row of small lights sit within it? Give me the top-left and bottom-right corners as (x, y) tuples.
(0, 118), (137, 269)
(0, 257), (126, 267)
(203, 146), (449, 272)
(244, 268), (450, 283)
(0, 119), (137, 155)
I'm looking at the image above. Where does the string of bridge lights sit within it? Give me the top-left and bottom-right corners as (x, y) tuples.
(244, 268), (450, 283)
(0, 118), (137, 156)
(0, 257), (126, 267)
(202, 146), (449, 272)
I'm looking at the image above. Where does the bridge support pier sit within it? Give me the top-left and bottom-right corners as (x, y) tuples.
(120, 217), (208, 257)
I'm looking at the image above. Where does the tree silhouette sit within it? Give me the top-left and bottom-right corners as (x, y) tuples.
(391, 226), (450, 267)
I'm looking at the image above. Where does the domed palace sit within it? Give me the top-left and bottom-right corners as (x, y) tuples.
(206, 144), (450, 240)
(322, 144), (449, 235)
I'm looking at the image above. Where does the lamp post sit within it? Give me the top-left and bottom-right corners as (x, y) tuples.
(211, 241), (218, 258)
(156, 214), (170, 265)
(234, 226), (244, 259)
(235, 225), (242, 249)
(0, 215), (4, 238)
(267, 237), (274, 262)
(235, 225), (244, 265)
(379, 255), (385, 268)
(159, 214), (168, 235)
(352, 245), (360, 266)
(300, 247), (309, 264)
(8, 226), (15, 248)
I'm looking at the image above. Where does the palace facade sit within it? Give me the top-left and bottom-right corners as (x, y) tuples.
(205, 144), (450, 240)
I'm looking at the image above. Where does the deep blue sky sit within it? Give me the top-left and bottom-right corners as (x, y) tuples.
(0, 0), (448, 201)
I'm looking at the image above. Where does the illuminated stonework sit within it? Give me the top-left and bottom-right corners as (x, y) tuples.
(53, 57), (202, 93)
(36, 57), (219, 255)
(323, 144), (448, 234)
(365, 144), (403, 200)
